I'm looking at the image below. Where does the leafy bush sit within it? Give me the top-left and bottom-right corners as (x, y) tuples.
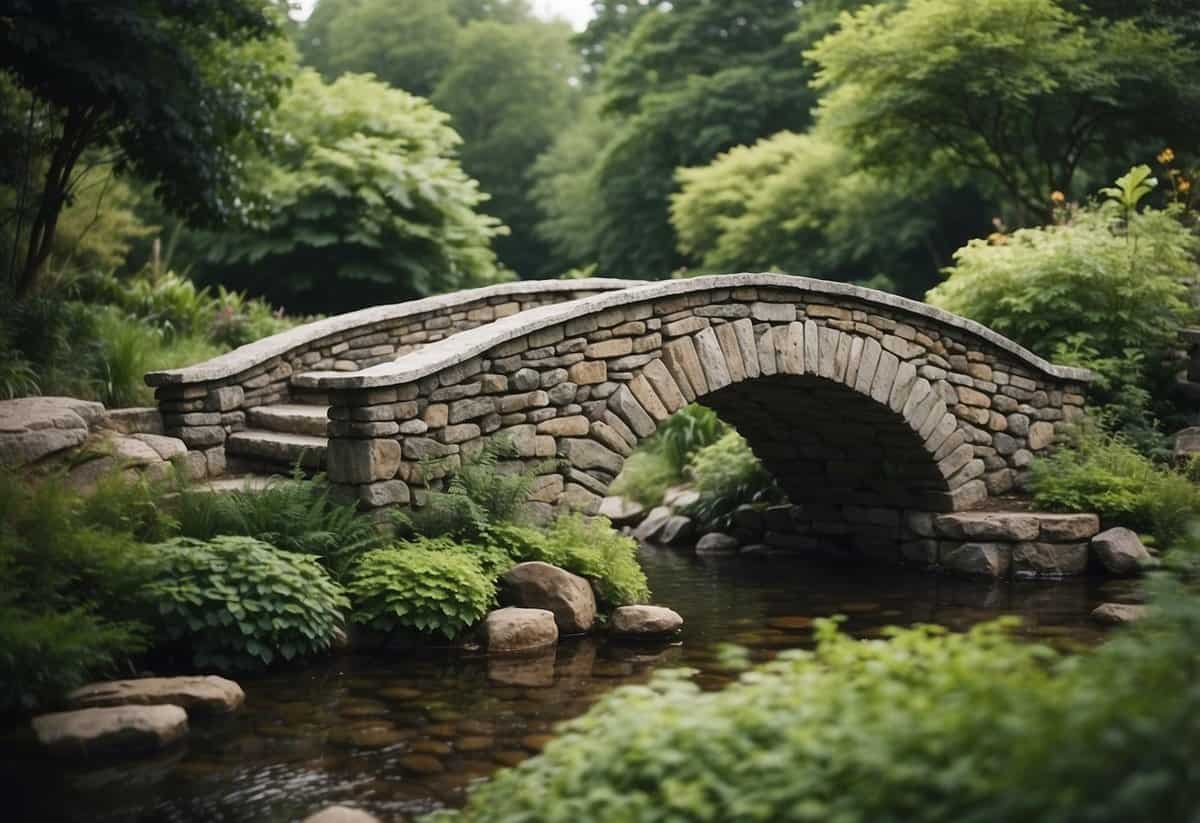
(0, 475), (153, 711)
(346, 544), (495, 639)
(172, 470), (384, 579)
(433, 580), (1200, 823)
(685, 431), (781, 530)
(144, 536), (348, 670)
(1029, 423), (1200, 547)
(610, 450), (678, 508)
(78, 470), (179, 543)
(486, 516), (650, 606)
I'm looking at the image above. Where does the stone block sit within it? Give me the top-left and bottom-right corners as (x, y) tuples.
(662, 337), (707, 399)
(204, 386), (244, 412)
(499, 391), (550, 414)
(585, 338), (633, 359)
(628, 374), (669, 421)
(750, 302), (795, 322)
(536, 415), (590, 437)
(327, 438), (402, 484)
(693, 327), (731, 391)
(1037, 513), (1100, 541)
(934, 512), (1040, 541)
(1012, 541), (1088, 577)
(642, 359), (686, 413)
(1028, 421), (1055, 450)
(449, 396), (495, 423)
(941, 542), (1011, 578)
(558, 437), (623, 475)
(608, 385), (656, 439)
(567, 360), (607, 385)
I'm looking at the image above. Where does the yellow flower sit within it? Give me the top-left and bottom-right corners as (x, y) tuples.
(1050, 190), (1066, 204)
(1158, 148), (1176, 165)
(1180, 178), (1192, 194)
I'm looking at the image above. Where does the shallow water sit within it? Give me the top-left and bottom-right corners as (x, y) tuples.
(3, 546), (1130, 822)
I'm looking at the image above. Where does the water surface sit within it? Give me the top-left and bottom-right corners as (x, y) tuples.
(3, 546), (1129, 822)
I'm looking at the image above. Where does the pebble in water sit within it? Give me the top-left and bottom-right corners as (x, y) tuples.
(399, 754), (445, 775)
(765, 616), (814, 631)
(456, 736), (494, 753)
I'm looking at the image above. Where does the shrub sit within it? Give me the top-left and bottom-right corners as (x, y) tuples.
(172, 470), (384, 579)
(1029, 423), (1200, 547)
(685, 431), (781, 530)
(79, 470), (179, 543)
(610, 450), (678, 508)
(346, 544), (495, 639)
(144, 536), (348, 670)
(432, 583), (1200, 823)
(486, 516), (650, 606)
(0, 475), (153, 711)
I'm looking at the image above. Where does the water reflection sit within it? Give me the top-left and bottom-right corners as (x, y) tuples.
(3, 546), (1115, 822)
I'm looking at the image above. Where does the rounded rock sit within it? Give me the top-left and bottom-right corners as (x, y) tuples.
(484, 607), (559, 653)
(610, 605), (684, 636)
(500, 561), (597, 633)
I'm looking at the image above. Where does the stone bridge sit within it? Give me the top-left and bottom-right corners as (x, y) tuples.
(148, 274), (1092, 564)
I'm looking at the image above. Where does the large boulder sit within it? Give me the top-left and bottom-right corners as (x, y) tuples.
(484, 607), (559, 653)
(68, 675), (244, 716)
(657, 515), (695, 546)
(598, 495), (645, 527)
(941, 542), (1011, 578)
(500, 562), (596, 633)
(0, 396), (104, 466)
(32, 705), (188, 758)
(1090, 527), (1153, 576)
(610, 605), (684, 637)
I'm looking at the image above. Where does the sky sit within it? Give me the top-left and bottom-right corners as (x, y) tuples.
(292, 1), (597, 30)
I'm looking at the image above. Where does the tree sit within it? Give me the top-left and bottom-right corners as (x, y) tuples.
(807, 0), (1200, 221)
(433, 21), (581, 277)
(0, 0), (288, 298)
(535, 0), (851, 278)
(299, 0), (460, 98)
(204, 70), (507, 314)
(574, 0), (661, 83)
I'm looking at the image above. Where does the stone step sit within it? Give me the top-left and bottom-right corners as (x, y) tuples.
(227, 429), (326, 470)
(289, 383), (330, 406)
(247, 404), (330, 437)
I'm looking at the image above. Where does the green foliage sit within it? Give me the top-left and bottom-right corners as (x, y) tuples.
(396, 438), (538, 540)
(807, 0), (1200, 218)
(346, 544), (495, 639)
(0, 1), (290, 295)
(79, 471), (179, 544)
(432, 19), (581, 276)
(1029, 423), (1200, 547)
(205, 69), (507, 314)
(612, 405), (727, 507)
(672, 129), (954, 293)
(486, 516), (650, 606)
(927, 179), (1197, 423)
(144, 536), (348, 671)
(534, 0), (833, 277)
(172, 470), (384, 580)
(0, 474), (154, 711)
(434, 586), (1200, 823)
(685, 431), (781, 530)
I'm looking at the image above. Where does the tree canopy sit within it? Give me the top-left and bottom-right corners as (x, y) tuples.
(204, 70), (507, 314)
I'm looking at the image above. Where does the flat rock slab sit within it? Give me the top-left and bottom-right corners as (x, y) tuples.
(0, 396), (106, 465)
(933, 511), (1099, 542)
(611, 605), (684, 636)
(32, 705), (188, 758)
(598, 495), (645, 527)
(68, 676), (245, 715)
(1091, 602), (1148, 625)
(303, 807), (381, 823)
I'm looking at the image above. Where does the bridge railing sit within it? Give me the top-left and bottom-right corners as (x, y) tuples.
(142, 279), (647, 454)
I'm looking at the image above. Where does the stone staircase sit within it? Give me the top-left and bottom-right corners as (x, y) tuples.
(226, 389), (330, 474)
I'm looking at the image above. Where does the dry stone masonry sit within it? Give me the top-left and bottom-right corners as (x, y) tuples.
(143, 279), (642, 474)
(307, 274), (1091, 564)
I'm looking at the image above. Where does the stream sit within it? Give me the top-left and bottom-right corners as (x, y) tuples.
(3, 545), (1127, 822)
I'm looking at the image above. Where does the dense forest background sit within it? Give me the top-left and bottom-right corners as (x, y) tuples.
(2, 0), (1199, 316)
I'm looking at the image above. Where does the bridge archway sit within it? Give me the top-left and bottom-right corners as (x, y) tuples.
(311, 274), (1089, 557)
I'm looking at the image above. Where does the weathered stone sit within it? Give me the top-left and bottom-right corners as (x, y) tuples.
(484, 607), (558, 653)
(567, 361), (607, 385)
(204, 386), (244, 412)
(657, 515), (695, 546)
(1012, 542), (1088, 577)
(560, 482), (602, 513)
(357, 479), (411, 507)
(559, 438), (623, 476)
(512, 368), (540, 391)
(642, 359), (686, 413)
(695, 532), (739, 555)
(934, 512), (1040, 541)
(68, 676), (244, 715)
(449, 397), (495, 423)
(1028, 420), (1056, 450)
(628, 374), (669, 421)
(941, 542), (1010, 577)
(662, 337), (707, 399)
(750, 302), (795, 322)
(102, 407), (164, 435)
(500, 562), (596, 633)
(1091, 602), (1148, 625)
(1037, 513), (1100, 541)
(32, 705), (188, 758)
(608, 386), (656, 438)
(328, 438), (402, 483)
(610, 605), (683, 636)
(1091, 527), (1153, 576)
(598, 495), (645, 526)
(499, 391), (550, 414)
(548, 381), (578, 405)
(633, 506), (673, 542)
(537, 415), (590, 437)
(585, 338), (633, 359)
(694, 327), (732, 391)
(302, 806), (381, 823)
(441, 423), (481, 444)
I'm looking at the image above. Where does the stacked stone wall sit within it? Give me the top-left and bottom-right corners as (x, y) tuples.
(144, 281), (638, 465)
(317, 277), (1090, 531)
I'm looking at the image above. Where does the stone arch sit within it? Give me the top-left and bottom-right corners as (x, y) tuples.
(316, 275), (1091, 545)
